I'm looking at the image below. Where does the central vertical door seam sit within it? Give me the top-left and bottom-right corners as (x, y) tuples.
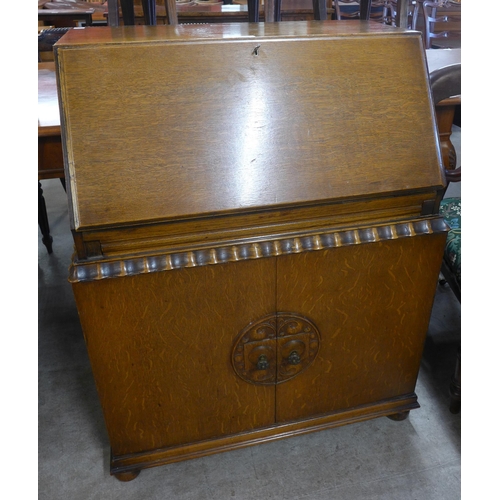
(274, 256), (278, 423)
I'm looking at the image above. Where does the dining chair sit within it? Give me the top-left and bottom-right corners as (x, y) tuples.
(420, 0), (461, 49)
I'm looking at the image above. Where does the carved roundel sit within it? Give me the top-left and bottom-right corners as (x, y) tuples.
(232, 312), (321, 385)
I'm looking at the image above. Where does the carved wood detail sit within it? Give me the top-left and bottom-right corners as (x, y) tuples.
(232, 314), (278, 386)
(69, 218), (448, 283)
(232, 312), (321, 385)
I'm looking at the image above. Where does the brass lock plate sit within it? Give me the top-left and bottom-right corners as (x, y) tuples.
(232, 313), (321, 385)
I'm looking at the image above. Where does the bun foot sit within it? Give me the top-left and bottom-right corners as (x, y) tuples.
(387, 410), (410, 421)
(114, 470), (141, 482)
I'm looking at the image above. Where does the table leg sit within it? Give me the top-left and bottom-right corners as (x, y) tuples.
(248, 0), (259, 22)
(39, 181), (53, 254)
(120, 0), (135, 25)
(359, 0), (372, 20)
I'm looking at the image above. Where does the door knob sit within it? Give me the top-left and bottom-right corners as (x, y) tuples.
(232, 313), (320, 385)
(288, 350), (301, 365)
(257, 355), (270, 370)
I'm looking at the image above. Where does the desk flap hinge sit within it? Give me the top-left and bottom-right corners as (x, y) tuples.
(421, 197), (441, 216)
(72, 231), (103, 260)
(85, 240), (104, 258)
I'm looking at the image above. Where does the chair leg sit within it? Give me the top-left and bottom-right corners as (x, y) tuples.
(120, 0), (135, 25)
(359, 0), (372, 20)
(274, 0), (282, 21)
(449, 347), (461, 414)
(39, 181), (53, 254)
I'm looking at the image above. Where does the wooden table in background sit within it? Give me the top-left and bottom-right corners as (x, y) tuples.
(38, 8), (95, 27)
(38, 62), (64, 254)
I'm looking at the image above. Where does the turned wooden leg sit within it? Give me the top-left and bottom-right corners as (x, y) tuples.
(387, 410), (410, 421)
(38, 181), (53, 254)
(449, 348), (461, 414)
(114, 469), (141, 482)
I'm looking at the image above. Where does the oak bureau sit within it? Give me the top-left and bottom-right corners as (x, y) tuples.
(54, 21), (448, 481)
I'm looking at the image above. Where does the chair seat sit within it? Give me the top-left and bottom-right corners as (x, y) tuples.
(439, 197), (461, 285)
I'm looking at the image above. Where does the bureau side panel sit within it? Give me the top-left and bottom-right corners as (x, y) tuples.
(275, 232), (446, 423)
(72, 258), (276, 456)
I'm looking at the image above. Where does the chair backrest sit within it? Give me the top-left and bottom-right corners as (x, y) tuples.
(333, 0), (413, 27)
(333, 0), (382, 21)
(421, 0), (461, 49)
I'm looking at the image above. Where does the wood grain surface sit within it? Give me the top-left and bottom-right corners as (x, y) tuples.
(275, 232), (447, 422)
(59, 22), (449, 479)
(73, 258), (276, 456)
(55, 22), (444, 231)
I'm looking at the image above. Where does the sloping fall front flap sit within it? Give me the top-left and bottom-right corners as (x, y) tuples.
(55, 22), (445, 231)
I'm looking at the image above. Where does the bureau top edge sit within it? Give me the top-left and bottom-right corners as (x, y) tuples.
(54, 21), (419, 48)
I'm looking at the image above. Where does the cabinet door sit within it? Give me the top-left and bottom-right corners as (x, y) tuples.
(73, 258), (276, 457)
(275, 233), (446, 423)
